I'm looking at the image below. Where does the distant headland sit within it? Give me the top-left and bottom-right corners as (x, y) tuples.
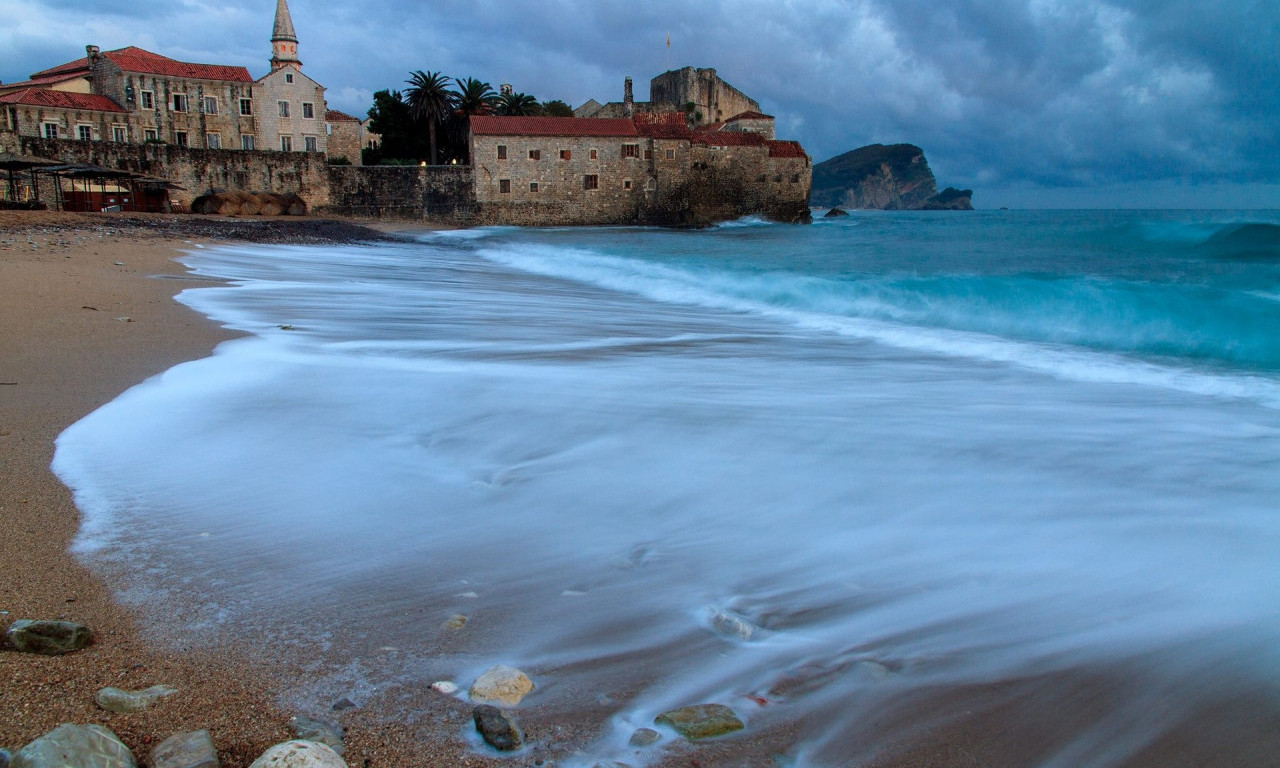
(812, 143), (974, 210)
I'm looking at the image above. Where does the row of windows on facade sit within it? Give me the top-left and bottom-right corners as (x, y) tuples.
(496, 175), (656, 193)
(495, 145), (676, 162)
(40, 122), (317, 151)
(138, 92), (316, 119)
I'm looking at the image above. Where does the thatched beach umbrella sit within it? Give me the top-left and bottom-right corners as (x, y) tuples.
(0, 152), (59, 204)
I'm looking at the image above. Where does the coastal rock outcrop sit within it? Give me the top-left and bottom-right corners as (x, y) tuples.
(12, 724), (136, 768)
(4, 619), (93, 655)
(812, 144), (974, 210)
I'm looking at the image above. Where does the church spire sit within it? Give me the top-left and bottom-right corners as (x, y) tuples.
(270, 0), (301, 70)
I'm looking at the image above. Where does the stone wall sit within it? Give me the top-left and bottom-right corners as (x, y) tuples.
(17, 136), (332, 208)
(649, 68), (760, 126)
(323, 165), (477, 224)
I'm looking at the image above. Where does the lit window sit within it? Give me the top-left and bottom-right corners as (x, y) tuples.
(43, 122), (58, 139)
(302, 102), (314, 119)
(204, 96), (218, 114)
(240, 98), (252, 116)
(207, 132), (221, 149)
(528, 149), (540, 160)
(497, 145), (507, 160)
(77, 124), (93, 141)
(583, 174), (598, 190)
(175, 131), (188, 147)
(172, 94), (188, 112)
(280, 136), (293, 152)
(278, 101), (290, 117)
(499, 179), (511, 193)
(304, 135), (317, 152)
(241, 134), (256, 150)
(141, 91), (154, 109)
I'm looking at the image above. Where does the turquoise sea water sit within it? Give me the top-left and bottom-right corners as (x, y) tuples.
(54, 210), (1280, 766)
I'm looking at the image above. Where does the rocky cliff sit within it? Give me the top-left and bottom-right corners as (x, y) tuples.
(812, 144), (972, 210)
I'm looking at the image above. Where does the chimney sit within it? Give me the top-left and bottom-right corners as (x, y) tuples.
(86, 44), (100, 61)
(624, 76), (634, 116)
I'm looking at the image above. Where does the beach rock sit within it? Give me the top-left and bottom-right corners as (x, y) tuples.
(288, 715), (344, 755)
(95, 684), (178, 713)
(823, 207), (849, 217)
(0, 747), (12, 768)
(654, 704), (745, 740)
(331, 697), (357, 712)
(627, 728), (661, 747)
(591, 762), (633, 768)
(430, 681), (459, 695)
(442, 613), (468, 630)
(151, 730), (219, 768)
(248, 741), (346, 768)
(12, 724), (137, 768)
(5, 619), (93, 655)
(469, 664), (534, 705)
(472, 705), (522, 752)
(708, 608), (759, 641)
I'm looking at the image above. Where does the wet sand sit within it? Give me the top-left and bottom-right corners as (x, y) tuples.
(3, 210), (1279, 768)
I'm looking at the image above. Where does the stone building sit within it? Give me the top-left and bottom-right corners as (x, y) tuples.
(575, 67), (762, 128)
(0, 0), (331, 156)
(324, 109), (366, 164)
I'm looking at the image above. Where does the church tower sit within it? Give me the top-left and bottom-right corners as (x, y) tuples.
(270, 0), (301, 70)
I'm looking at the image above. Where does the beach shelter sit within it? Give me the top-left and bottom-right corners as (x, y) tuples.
(42, 163), (139, 212)
(0, 152), (59, 205)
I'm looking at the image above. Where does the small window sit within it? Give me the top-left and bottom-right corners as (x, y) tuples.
(241, 134), (256, 150)
(497, 145), (507, 160)
(528, 149), (540, 160)
(302, 102), (314, 119)
(529, 182), (539, 192)
(589, 148), (598, 160)
(646, 177), (657, 191)
(112, 125), (126, 142)
(583, 174), (598, 190)
(624, 179), (632, 190)
(144, 128), (158, 142)
(304, 135), (317, 152)
(207, 132), (221, 149)
(204, 96), (218, 114)
(141, 91), (154, 109)
(499, 179), (511, 193)
(621, 143), (639, 158)
(285, 73), (294, 83)
(172, 94), (188, 112)
(240, 98), (252, 115)
(791, 174), (800, 184)
(77, 124), (93, 141)
(559, 149), (571, 160)
(666, 148), (675, 160)
(644, 149), (653, 160)
(278, 101), (290, 118)
(43, 122), (58, 139)
(280, 136), (293, 152)
(175, 131), (188, 147)
(758, 173), (767, 182)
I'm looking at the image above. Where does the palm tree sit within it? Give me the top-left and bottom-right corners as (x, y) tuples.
(495, 92), (539, 116)
(449, 77), (498, 117)
(404, 70), (451, 165)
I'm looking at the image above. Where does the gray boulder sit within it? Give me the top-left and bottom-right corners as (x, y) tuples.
(248, 741), (345, 768)
(654, 703), (745, 740)
(5, 620), (93, 655)
(95, 685), (178, 713)
(12, 724), (137, 768)
(627, 728), (661, 747)
(151, 730), (219, 768)
(472, 705), (522, 751)
(1, 748), (13, 768)
(288, 716), (344, 755)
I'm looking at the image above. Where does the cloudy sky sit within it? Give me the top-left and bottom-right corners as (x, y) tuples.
(2, 0), (1276, 207)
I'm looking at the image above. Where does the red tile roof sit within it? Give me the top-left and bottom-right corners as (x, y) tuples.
(767, 140), (808, 159)
(691, 131), (767, 147)
(637, 122), (694, 139)
(0, 88), (126, 113)
(471, 115), (639, 137)
(31, 46), (252, 83)
(325, 109), (360, 122)
(726, 110), (774, 121)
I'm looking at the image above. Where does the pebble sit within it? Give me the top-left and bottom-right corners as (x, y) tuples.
(248, 741), (346, 768)
(430, 680), (459, 695)
(472, 705), (522, 751)
(442, 613), (468, 630)
(708, 608), (760, 641)
(627, 728), (661, 747)
(469, 664), (535, 706)
(96, 684), (178, 713)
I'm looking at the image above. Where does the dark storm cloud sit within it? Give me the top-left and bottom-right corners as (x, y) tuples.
(3, 0), (1276, 205)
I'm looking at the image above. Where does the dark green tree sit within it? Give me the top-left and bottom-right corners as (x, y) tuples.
(405, 70), (451, 165)
(365, 89), (422, 164)
(495, 92), (539, 116)
(540, 99), (574, 117)
(447, 78), (498, 163)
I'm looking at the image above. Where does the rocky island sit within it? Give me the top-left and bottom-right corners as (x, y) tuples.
(812, 143), (973, 210)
